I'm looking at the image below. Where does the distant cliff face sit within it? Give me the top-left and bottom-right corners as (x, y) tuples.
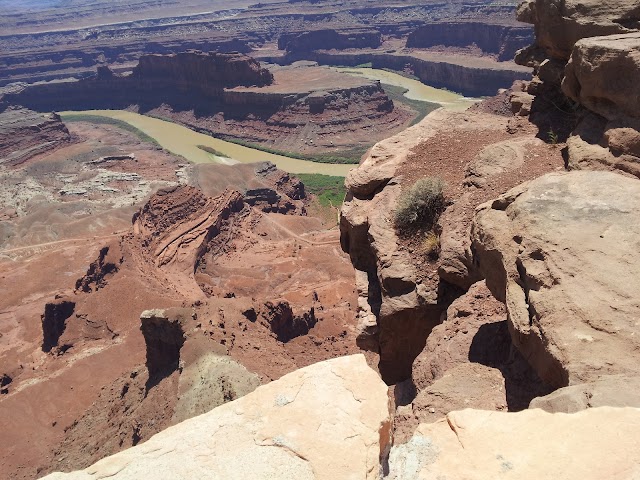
(279, 28), (382, 52)
(1, 52), (274, 112)
(406, 22), (534, 61)
(132, 52), (274, 96)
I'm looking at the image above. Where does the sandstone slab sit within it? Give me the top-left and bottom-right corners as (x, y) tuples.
(43, 354), (390, 480)
(472, 171), (640, 388)
(387, 407), (640, 479)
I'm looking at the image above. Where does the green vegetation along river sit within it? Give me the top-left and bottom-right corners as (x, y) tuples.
(60, 110), (356, 176)
(334, 67), (480, 112)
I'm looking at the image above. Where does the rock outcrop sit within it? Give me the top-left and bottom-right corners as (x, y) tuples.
(43, 354), (391, 480)
(563, 33), (640, 120)
(0, 106), (71, 165)
(513, 0), (640, 178)
(387, 407), (640, 479)
(516, 0), (640, 61)
(472, 171), (640, 390)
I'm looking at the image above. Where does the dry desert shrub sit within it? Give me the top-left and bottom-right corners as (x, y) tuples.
(393, 177), (445, 232)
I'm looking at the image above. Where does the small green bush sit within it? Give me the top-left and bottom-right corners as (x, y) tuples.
(393, 177), (446, 232)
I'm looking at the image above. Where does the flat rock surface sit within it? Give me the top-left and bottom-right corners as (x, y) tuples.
(387, 407), (640, 479)
(43, 354), (390, 480)
(472, 170), (640, 388)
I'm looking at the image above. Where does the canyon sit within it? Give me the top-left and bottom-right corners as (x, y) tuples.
(2, 0), (640, 479)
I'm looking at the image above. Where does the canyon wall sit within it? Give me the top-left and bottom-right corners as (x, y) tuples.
(278, 28), (382, 52)
(1, 52), (274, 112)
(406, 21), (533, 61)
(274, 51), (531, 97)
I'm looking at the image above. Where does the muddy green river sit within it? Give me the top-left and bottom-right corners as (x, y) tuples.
(61, 110), (355, 176)
(335, 67), (480, 111)
(61, 70), (476, 175)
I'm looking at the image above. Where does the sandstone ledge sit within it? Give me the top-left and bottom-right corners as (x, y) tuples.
(43, 354), (390, 480)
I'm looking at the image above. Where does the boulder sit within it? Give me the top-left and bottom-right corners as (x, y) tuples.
(387, 407), (640, 479)
(43, 354), (391, 480)
(516, 0), (639, 61)
(563, 33), (640, 120)
(472, 171), (640, 388)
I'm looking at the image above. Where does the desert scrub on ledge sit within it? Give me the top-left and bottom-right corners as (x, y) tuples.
(393, 177), (446, 232)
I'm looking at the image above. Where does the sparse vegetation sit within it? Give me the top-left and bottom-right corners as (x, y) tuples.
(380, 83), (440, 126)
(197, 145), (227, 157)
(421, 231), (441, 259)
(296, 173), (346, 207)
(60, 114), (161, 147)
(217, 138), (368, 164)
(393, 177), (446, 232)
(547, 129), (559, 145)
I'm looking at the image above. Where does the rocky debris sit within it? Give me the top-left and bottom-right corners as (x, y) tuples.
(259, 301), (317, 343)
(279, 28), (382, 52)
(472, 171), (640, 389)
(255, 162), (305, 201)
(43, 354), (391, 480)
(75, 243), (123, 293)
(406, 22), (533, 61)
(516, 0), (640, 61)
(139, 309), (190, 383)
(0, 106), (71, 165)
(563, 33), (640, 120)
(387, 407), (640, 479)
(41, 299), (76, 352)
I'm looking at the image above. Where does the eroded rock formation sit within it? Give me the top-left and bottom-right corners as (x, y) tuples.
(0, 106), (71, 165)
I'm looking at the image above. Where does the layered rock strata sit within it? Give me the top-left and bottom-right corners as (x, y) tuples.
(406, 21), (533, 61)
(0, 106), (71, 165)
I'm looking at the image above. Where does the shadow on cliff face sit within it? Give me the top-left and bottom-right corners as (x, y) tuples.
(470, 320), (554, 410)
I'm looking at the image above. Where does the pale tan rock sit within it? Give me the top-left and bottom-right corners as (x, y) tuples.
(472, 171), (640, 388)
(387, 407), (640, 479)
(43, 354), (391, 480)
(530, 375), (640, 413)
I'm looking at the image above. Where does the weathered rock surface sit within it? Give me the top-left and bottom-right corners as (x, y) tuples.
(43, 354), (390, 480)
(516, 0), (640, 61)
(563, 33), (640, 120)
(387, 407), (640, 479)
(472, 171), (640, 388)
